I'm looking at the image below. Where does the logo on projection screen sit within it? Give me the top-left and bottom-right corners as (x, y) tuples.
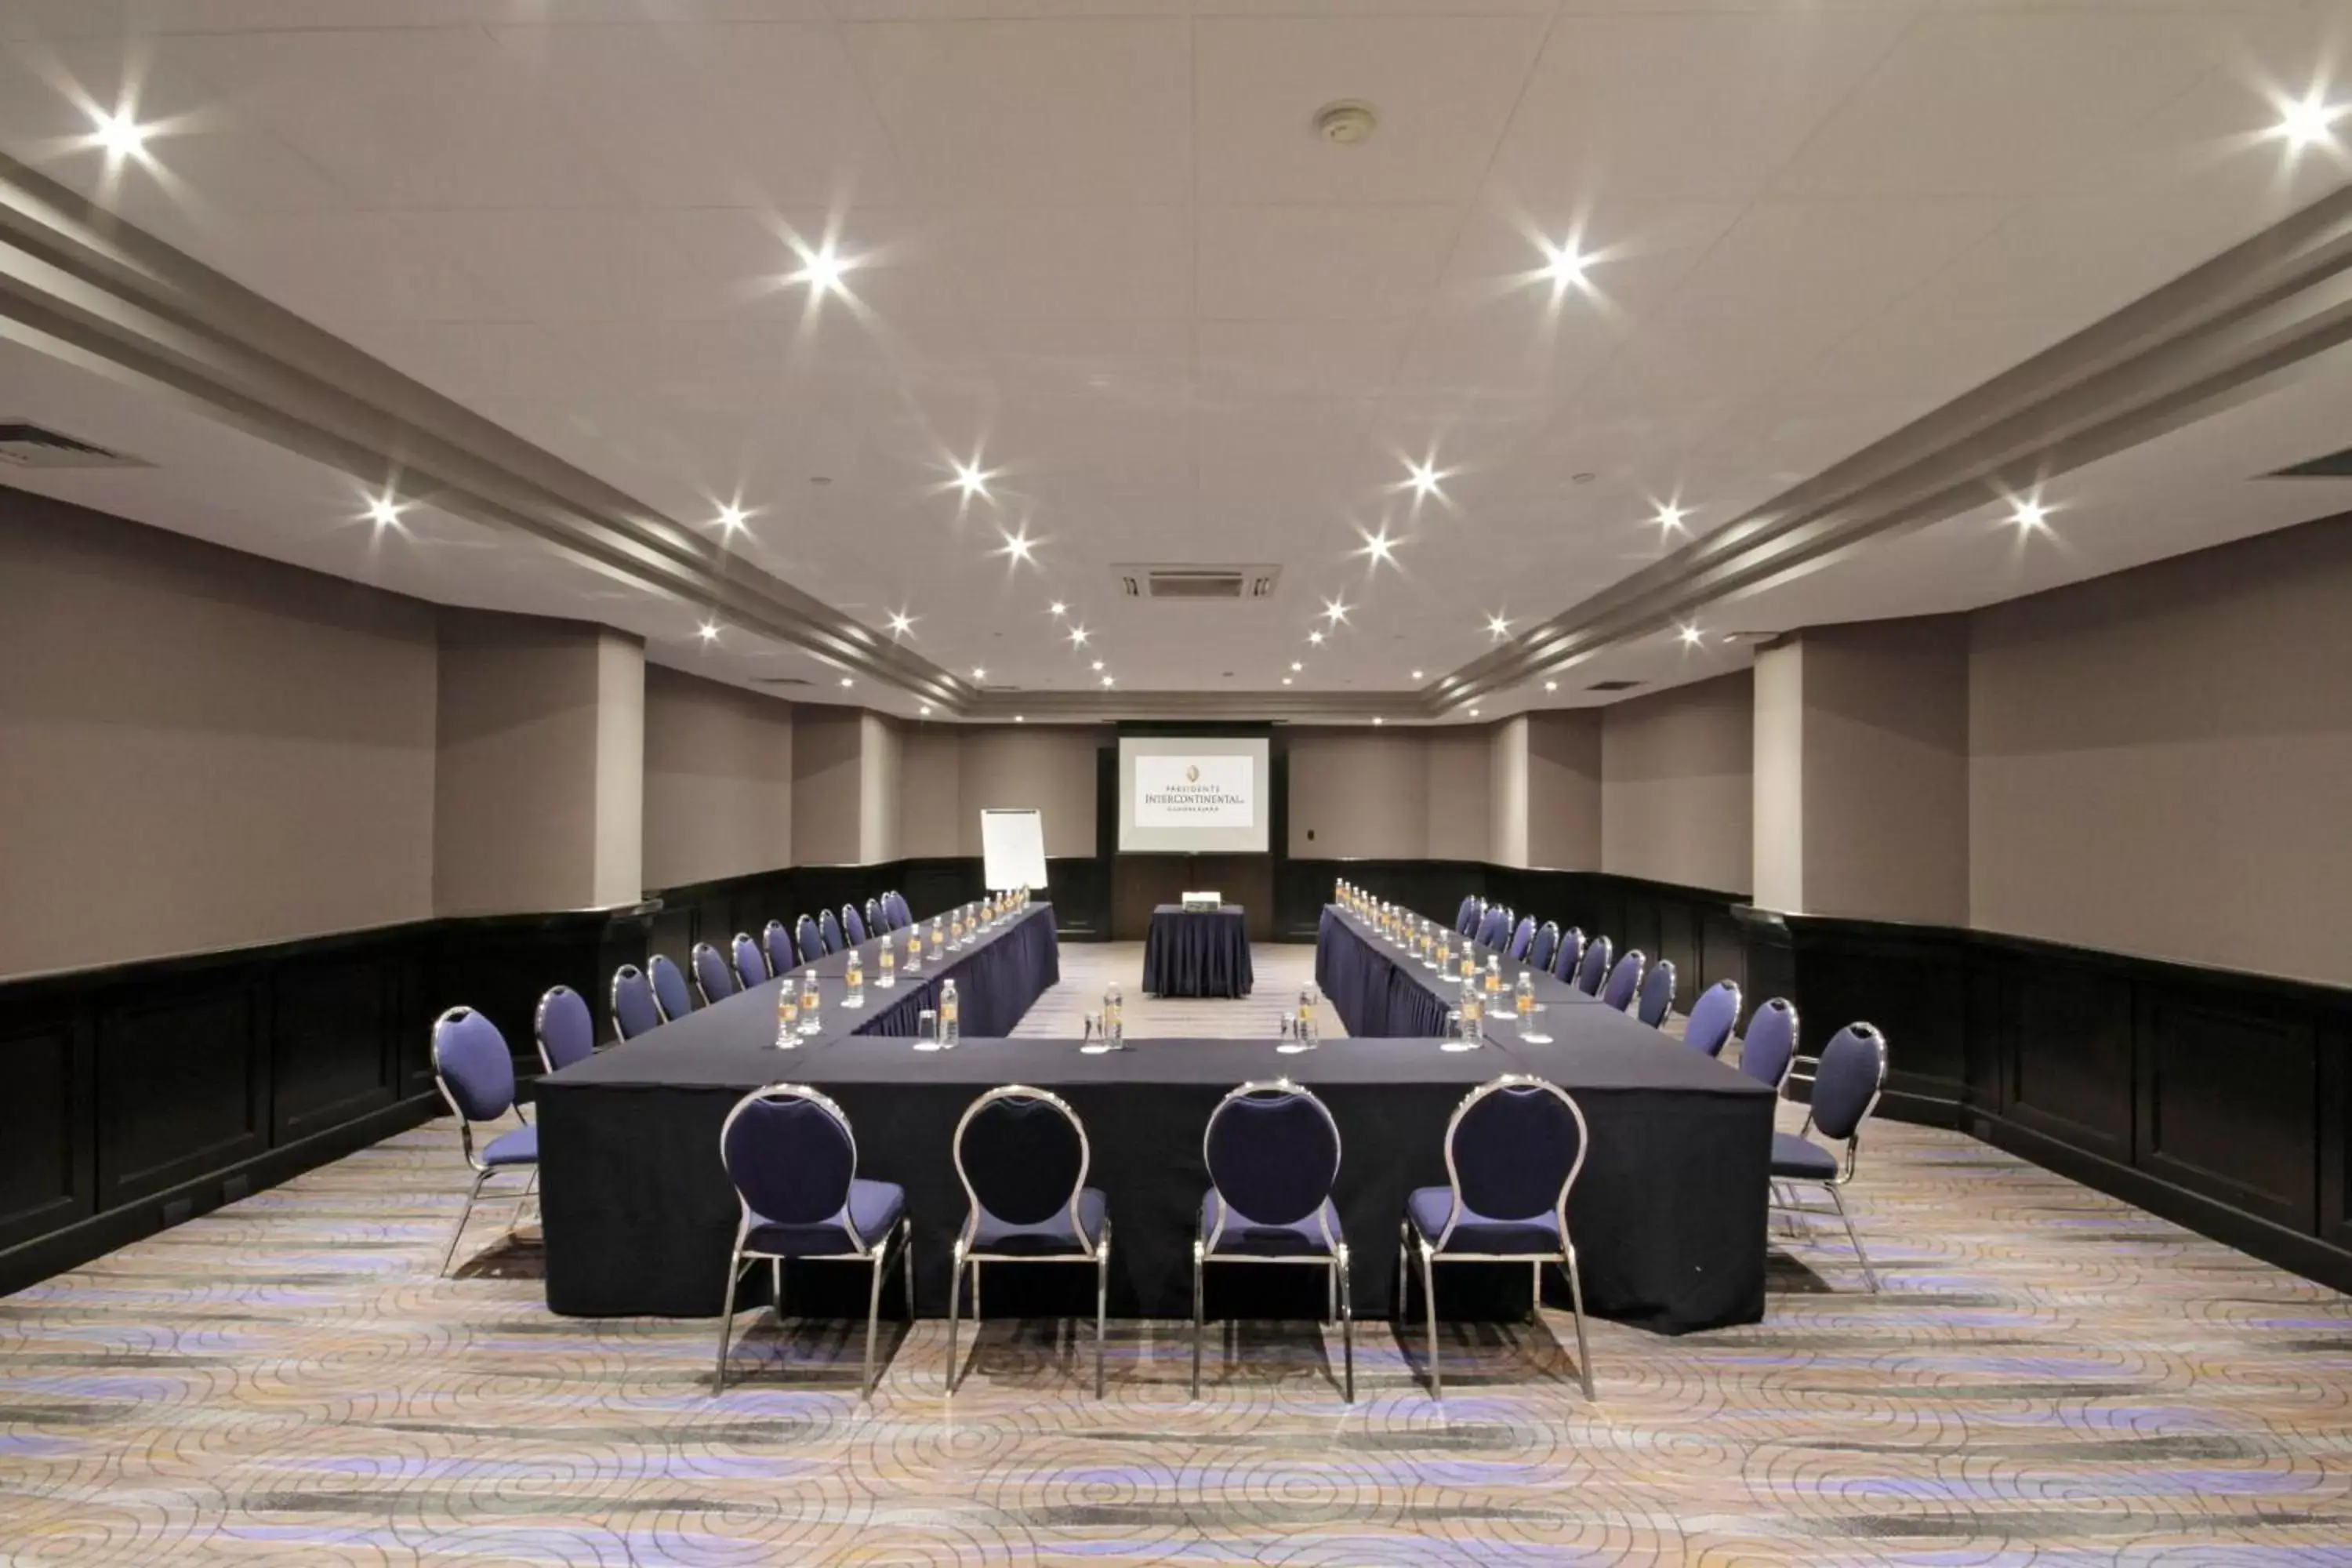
(1136, 755), (1254, 828)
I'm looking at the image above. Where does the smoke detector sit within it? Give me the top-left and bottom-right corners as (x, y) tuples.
(1314, 101), (1377, 147)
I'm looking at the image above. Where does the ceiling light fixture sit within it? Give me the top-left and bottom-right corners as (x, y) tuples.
(953, 458), (992, 499)
(698, 620), (720, 643)
(1308, 629), (1326, 646)
(1356, 527), (1398, 568)
(1654, 502), (1686, 532)
(1679, 623), (1705, 648)
(887, 609), (915, 637)
(1069, 626), (1090, 647)
(920, 703), (933, 716)
(1544, 680), (1558, 692)
(2010, 498), (2049, 531)
(91, 109), (149, 158)
(789, 241), (853, 296)
(365, 494), (404, 528)
(1014, 715), (1025, 723)
(1282, 677), (1293, 686)
(1404, 459), (1443, 499)
(1410, 669), (1423, 681)
(2275, 91), (2345, 149)
(1101, 675), (1114, 688)
(971, 667), (987, 681)
(1486, 612), (1512, 641)
(714, 503), (749, 533)
(1468, 708), (1480, 718)
(1290, 661), (1304, 673)
(1374, 717), (1385, 725)
(996, 528), (1036, 564)
(1049, 601), (1068, 617)
(1539, 238), (1588, 291)
(1321, 594), (1350, 626)
(840, 677), (853, 688)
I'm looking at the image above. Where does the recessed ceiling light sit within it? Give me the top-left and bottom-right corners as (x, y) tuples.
(2275, 92), (2344, 149)
(972, 667), (986, 681)
(1373, 717), (1385, 726)
(1101, 675), (1114, 688)
(1069, 626), (1090, 647)
(1486, 612), (1512, 641)
(789, 241), (852, 296)
(1014, 715), (1025, 723)
(1308, 629), (1326, 646)
(365, 494), (404, 528)
(887, 609), (915, 637)
(1539, 238), (1588, 291)
(714, 503), (748, 533)
(1321, 594), (1350, 626)
(1468, 708), (1480, 718)
(90, 110), (149, 158)
(953, 458), (992, 500)
(1544, 680), (1558, 692)
(996, 528), (1036, 564)
(1410, 669), (1423, 681)
(2010, 498), (2049, 531)
(698, 620), (720, 643)
(1654, 503), (1686, 532)
(1290, 660), (1304, 673)
(1356, 527), (1398, 568)
(840, 677), (853, 688)
(920, 703), (933, 715)
(1679, 623), (1705, 648)
(1282, 677), (1293, 686)
(1403, 459), (1443, 499)
(1049, 601), (1068, 617)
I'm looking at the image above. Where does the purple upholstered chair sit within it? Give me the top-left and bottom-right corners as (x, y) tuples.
(612, 965), (663, 1041)
(1192, 1080), (1352, 1401)
(534, 985), (595, 1074)
(648, 954), (694, 1022)
(1475, 906), (1512, 950)
(1529, 921), (1560, 975)
(794, 915), (823, 966)
(1683, 981), (1742, 1059)
(763, 920), (797, 982)
(1574, 935), (1612, 996)
(1398, 1075), (1595, 1399)
(1601, 949), (1645, 1012)
(1769, 1023), (1889, 1292)
(1454, 895), (1482, 936)
(887, 891), (912, 929)
(949, 1086), (1112, 1397)
(1635, 959), (1676, 1027)
(818, 909), (844, 955)
(842, 903), (869, 946)
(731, 932), (770, 990)
(430, 1006), (537, 1276)
(1552, 927), (1585, 983)
(715, 1084), (912, 1397)
(691, 942), (739, 1007)
(864, 898), (884, 938)
(1508, 916), (1537, 962)
(1738, 998), (1800, 1095)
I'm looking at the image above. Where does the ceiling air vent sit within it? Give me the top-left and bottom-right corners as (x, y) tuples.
(0, 420), (150, 470)
(1586, 679), (1642, 692)
(2267, 445), (2352, 477)
(753, 677), (812, 688)
(1112, 564), (1282, 601)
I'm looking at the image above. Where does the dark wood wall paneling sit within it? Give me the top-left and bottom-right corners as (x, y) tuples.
(1737, 908), (2352, 1294)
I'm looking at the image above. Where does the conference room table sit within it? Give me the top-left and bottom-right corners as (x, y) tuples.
(537, 901), (1774, 1334)
(1141, 902), (1254, 998)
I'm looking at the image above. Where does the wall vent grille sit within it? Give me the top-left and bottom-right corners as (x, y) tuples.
(1112, 564), (1281, 600)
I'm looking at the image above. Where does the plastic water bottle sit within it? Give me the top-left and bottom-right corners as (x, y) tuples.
(1486, 953), (1503, 996)
(1298, 985), (1319, 1046)
(775, 987), (799, 1049)
(1102, 983), (1123, 1049)
(798, 970), (822, 1036)
(844, 946), (865, 1007)
(877, 935), (896, 989)
(940, 978), (961, 1048)
(904, 927), (923, 975)
(1457, 975), (1483, 1044)
(930, 917), (945, 960)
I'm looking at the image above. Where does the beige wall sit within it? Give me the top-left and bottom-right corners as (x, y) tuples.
(1425, 729), (1492, 862)
(1751, 641), (1806, 911)
(1489, 717), (1530, 869)
(1601, 671), (1754, 893)
(897, 724), (964, 858)
(791, 706), (866, 865)
(1524, 710), (1602, 870)
(0, 492), (439, 978)
(860, 713), (902, 864)
(1287, 730), (1429, 858)
(641, 664), (793, 889)
(956, 726), (1098, 857)
(1970, 517), (2352, 984)
(590, 631), (645, 908)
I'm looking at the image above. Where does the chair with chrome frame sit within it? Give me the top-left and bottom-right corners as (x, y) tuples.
(731, 931), (769, 990)
(1552, 927), (1585, 983)
(1192, 1079), (1352, 1402)
(714, 1083), (912, 1397)
(1601, 949), (1646, 1012)
(794, 914), (823, 966)
(691, 941), (739, 1007)
(1635, 959), (1676, 1027)
(947, 1085), (1112, 1397)
(1528, 921), (1560, 975)
(612, 965), (665, 1041)
(1454, 895), (1482, 936)
(648, 953), (696, 1021)
(886, 891), (911, 930)
(818, 909), (844, 954)
(1508, 916), (1537, 962)
(1573, 935), (1612, 996)
(1475, 905), (1512, 950)
(1737, 998), (1800, 1095)
(1769, 1023), (1890, 1292)
(864, 897), (884, 938)
(535, 985), (595, 1074)
(763, 920), (797, 983)
(1682, 980), (1742, 1058)
(842, 903), (868, 946)
(1397, 1074), (1595, 1399)
(430, 1007), (539, 1276)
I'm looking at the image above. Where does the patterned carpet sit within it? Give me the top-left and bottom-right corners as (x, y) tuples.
(1011, 942), (1349, 1040)
(5, 1073), (2350, 1562)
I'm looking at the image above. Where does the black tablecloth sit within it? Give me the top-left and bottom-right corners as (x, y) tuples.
(538, 902), (1773, 1333)
(1141, 903), (1254, 998)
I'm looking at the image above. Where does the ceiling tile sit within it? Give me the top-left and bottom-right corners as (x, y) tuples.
(948, 205), (1193, 321)
(1196, 204), (1462, 321)
(1196, 318), (1415, 401)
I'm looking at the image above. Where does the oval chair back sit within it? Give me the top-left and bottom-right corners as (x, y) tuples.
(648, 954), (695, 1022)
(1552, 927), (1585, 982)
(1476, 906), (1510, 949)
(1439, 1076), (1588, 1250)
(612, 965), (664, 1041)
(433, 1007), (517, 1131)
(887, 891), (910, 930)
(1203, 1081), (1341, 1249)
(1635, 959), (1676, 1026)
(535, 985), (595, 1074)
(1529, 921), (1559, 975)
(731, 932), (769, 989)
(720, 1084), (862, 1244)
(1454, 895), (1481, 935)
(691, 942), (739, 1007)
(763, 920), (797, 982)
(794, 914), (822, 966)
(1810, 1023), (1889, 1149)
(842, 903), (868, 946)
(1508, 916), (1536, 961)
(1573, 935), (1612, 995)
(864, 898), (884, 938)
(1683, 980), (1742, 1058)
(1740, 998), (1800, 1094)
(818, 909), (844, 954)
(954, 1087), (1092, 1251)
(1602, 949), (1646, 1011)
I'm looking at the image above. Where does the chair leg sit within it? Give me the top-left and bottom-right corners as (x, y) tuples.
(1417, 1243), (1441, 1399)
(971, 1258), (982, 1320)
(771, 1258), (785, 1323)
(1327, 1263), (1338, 1327)
(862, 1243), (887, 1402)
(1190, 1236), (1205, 1400)
(1827, 1183), (1878, 1293)
(714, 1248), (743, 1391)
(440, 1170), (488, 1277)
(1337, 1244), (1354, 1405)
(1529, 1258), (1541, 1323)
(947, 1243), (964, 1394)
(1395, 1221), (1410, 1330)
(1562, 1249), (1595, 1400)
(1094, 1225), (1111, 1399)
(902, 1225), (916, 1321)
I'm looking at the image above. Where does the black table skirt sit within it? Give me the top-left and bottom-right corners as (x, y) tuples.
(537, 902), (1773, 1334)
(1141, 903), (1254, 998)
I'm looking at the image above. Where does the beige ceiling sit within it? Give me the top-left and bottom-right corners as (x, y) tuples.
(3, 0), (2351, 717)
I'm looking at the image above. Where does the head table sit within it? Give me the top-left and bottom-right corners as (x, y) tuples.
(536, 902), (1773, 1333)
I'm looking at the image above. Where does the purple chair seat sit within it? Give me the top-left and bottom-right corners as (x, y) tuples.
(971, 1187), (1106, 1256)
(480, 1124), (539, 1167)
(1406, 1185), (1561, 1255)
(745, 1178), (906, 1258)
(1201, 1192), (1341, 1257)
(1769, 1131), (1838, 1181)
